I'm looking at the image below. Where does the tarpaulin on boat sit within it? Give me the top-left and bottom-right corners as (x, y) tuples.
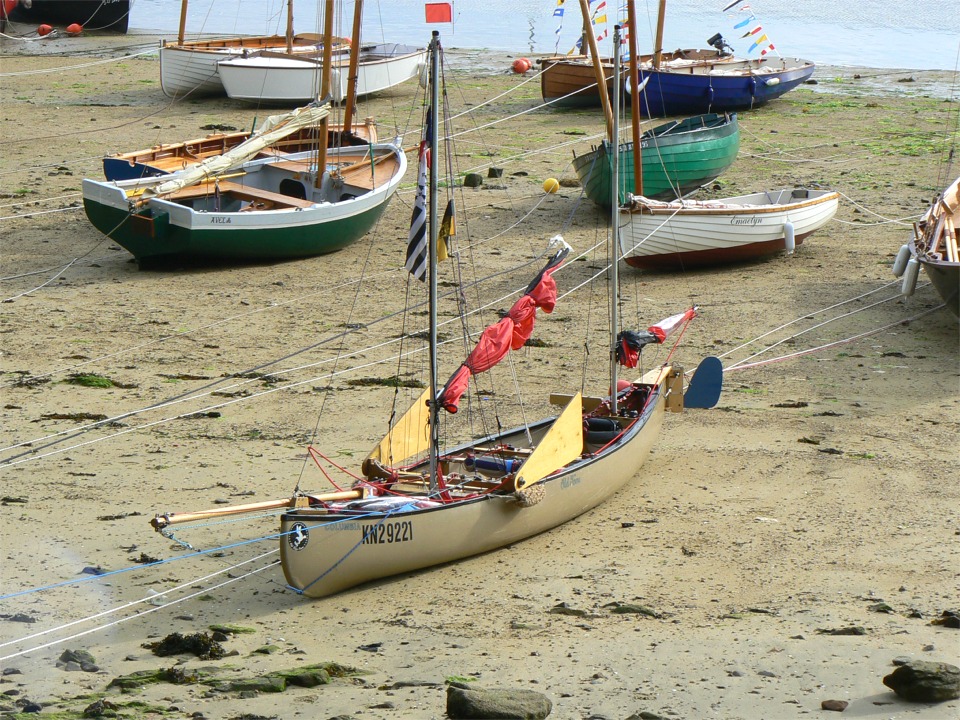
(436, 238), (570, 413)
(142, 102), (332, 199)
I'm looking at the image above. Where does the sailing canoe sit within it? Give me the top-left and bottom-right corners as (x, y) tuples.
(620, 188), (839, 270)
(218, 43), (426, 104)
(572, 113), (740, 207)
(279, 365), (674, 598)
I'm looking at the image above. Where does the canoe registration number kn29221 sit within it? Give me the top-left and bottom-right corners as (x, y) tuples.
(362, 520), (413, 545)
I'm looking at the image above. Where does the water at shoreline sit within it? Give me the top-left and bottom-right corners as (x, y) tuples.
(124, 0), (959, 72)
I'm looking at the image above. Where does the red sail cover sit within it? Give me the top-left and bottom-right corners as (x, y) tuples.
(437, 244), (569, 413)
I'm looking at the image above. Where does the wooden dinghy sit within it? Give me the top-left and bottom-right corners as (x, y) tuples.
(620, 188), (840, 269)
(218, 42), (426, 105)
(572, 113), (740, 207)
(102, 120), (379, 181)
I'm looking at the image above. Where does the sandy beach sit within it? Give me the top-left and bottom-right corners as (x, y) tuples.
(1, 30), (958, 720)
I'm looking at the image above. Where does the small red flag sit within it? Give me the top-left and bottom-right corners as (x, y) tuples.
(425, 2), (452, 23)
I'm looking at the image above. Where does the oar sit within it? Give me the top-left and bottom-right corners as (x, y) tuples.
(150, 489), (363, 530)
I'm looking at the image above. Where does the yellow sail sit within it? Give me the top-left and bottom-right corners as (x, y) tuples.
(365, 387), (432, 467)
(514, 393), (584, 491)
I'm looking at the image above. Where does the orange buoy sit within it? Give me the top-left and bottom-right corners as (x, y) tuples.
(511, 57), (531, 74)
(2, 0), (17, 16)
(37, 23), (54, 36)
(66, 22), (83, 35)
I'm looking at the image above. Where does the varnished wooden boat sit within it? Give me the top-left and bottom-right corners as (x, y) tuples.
(894, 176), (960, 317)
(102, 120), (378, 181)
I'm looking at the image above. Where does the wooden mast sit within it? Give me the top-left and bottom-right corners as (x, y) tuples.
(627, 0), (642, 195)
(577, 0), (614, 140)
(315, 0), (334, 187)
(653, 0), (666, 70)
(342, 0), (364, 134)
(285, 0), (293, 54)
(177, 0), (188, 45)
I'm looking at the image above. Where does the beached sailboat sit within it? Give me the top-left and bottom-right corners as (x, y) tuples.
(540, 0), (813, 117)
(159, 0), (346, 97)
(216, 0), (425, 105)
(84, 2), (405, 267)
(572, 112), (740, 207)
(218, 41), (426, 105)
(538, 0), (619, 109)
(894, 176), (960, 317)
(149, 30), (722, 599)
(632, 0), (815, 117)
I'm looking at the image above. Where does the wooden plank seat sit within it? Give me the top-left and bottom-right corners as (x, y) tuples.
(163, 180), (315, 209)
(269, 153), (400, 191)
(335, 154), (400, 190)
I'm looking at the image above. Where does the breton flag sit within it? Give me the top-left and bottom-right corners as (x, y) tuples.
(405, 108), (433, 281)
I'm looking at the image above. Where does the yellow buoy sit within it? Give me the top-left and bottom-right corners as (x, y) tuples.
(543, 178), (560, 194)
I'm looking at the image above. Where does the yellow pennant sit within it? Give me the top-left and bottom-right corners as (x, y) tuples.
(438, 199), (455, 262)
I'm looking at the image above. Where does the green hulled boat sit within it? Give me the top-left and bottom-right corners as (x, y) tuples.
(572, 113), (740, 208)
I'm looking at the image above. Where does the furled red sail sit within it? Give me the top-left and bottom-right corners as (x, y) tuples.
(436, 238), (570, 413)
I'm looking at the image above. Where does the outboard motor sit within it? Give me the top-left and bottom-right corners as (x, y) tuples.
(707, 33), (734, 56)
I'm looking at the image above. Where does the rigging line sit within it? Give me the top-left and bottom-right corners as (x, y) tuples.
(834, 190), (920, 225)
(725, 303), (947, 373)
(714, 279), (906, 366)
(0, 205), (83, 221)
(0, 253), (558, 465)
(0, 266), (398, 389)
(0, 192), (81, 209)
(2, 232), (118, 303)
(2, 257), (80, 302)
(723, 289), (912, 372)
(0, 48), (156, 77)
(0, 559), (281, 663)
(0, 529), (284, 602)
(0, 284), (535, 468)
(0, 550), (278, 652)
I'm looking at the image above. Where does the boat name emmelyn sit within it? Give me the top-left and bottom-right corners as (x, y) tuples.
(730, 217), (763, 226)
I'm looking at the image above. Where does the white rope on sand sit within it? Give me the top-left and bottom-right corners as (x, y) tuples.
(0, 553), (279, 662)
(0, 48), (156, 77)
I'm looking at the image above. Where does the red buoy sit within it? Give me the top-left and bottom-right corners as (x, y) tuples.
(2, 0), (17, 17)
(37, 23), (54, 36)
(511, 57), (531, 74)
(66, 22), (83, 35)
